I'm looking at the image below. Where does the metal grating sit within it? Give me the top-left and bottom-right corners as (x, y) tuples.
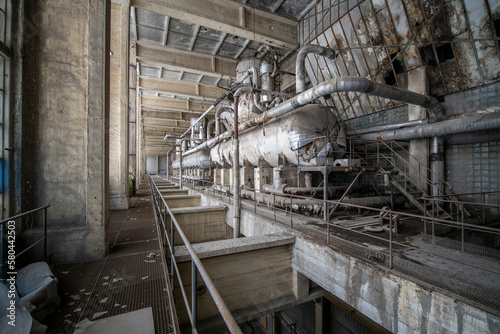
(46, 182), (176, 333)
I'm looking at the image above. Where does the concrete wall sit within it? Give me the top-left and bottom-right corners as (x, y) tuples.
(145, 155), (158, 174)
(20, 0), (110, 263)
(109, 2), (129, 210)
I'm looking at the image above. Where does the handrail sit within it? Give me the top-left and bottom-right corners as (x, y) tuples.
(0, 205), (51, 279)
(149, 175), (243, 334)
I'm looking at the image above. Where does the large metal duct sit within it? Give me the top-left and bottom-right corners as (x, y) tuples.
(172, 149), (213, 169)
(181, 76), (442, 159)
(210, 104), (338, 167)
(359, 111), (500, 141)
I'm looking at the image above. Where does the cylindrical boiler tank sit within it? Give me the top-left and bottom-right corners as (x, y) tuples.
(210, 104), (339, 167)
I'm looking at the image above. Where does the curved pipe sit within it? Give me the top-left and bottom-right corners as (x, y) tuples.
(207, 119), (216, 139)
(215, 101), (234, 136)
(182, 76), (443, 157)
(296, 45), (337, 93)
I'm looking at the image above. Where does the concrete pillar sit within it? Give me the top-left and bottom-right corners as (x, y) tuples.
(129, 41), (137, 182)
(21, 0), (111, 262)
(241, 163), (254, 189)
(254, 166), (273, 192)
(408, 67), (429, 192)
(109, 1), (130, 209)
(214, 168), (219, 185)
(221, 168), (231, 186)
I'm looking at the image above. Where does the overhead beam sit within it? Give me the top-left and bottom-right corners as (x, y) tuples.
(131, 0), (297, 49)
(139, 77), (225, 100)
(141, 96), (214, 113)
(136, 43), (236, 79)
(142, 109), (197, 121)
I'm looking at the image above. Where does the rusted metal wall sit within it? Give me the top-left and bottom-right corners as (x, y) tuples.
(299, 0), (500, 121)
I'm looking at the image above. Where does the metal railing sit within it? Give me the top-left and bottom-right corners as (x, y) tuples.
(149, 175), (242, 334)
(0, 205), (50, 279)
(175, 176), (500, 310)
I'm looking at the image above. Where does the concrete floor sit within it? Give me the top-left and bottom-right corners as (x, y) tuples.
(46, 182), (176, 334)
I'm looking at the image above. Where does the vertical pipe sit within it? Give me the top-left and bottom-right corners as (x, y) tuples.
(323, 169), (328, 221)
(166, 153), (170, 181)
(191, 261), (197, 333)
(233, 96), (241, 239)
(430, 137), (444, 197)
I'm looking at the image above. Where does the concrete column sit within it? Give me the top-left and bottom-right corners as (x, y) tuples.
(109, 1), (130, 209)
(21, 0), (111, 262)
(221, 168), (231, 186)
(408, 67), (429, 192)
(129, 41), (137, 182)
(240, 163), (254, 189)
(254, 166), (273, 191)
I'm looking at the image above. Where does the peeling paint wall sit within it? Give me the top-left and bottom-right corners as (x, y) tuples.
(299, 0), (500, 121)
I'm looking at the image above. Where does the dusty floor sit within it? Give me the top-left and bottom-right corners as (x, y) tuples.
(46, 181), (175, 334)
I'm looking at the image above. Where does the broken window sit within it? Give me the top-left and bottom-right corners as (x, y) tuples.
(420, 43), (454, 66)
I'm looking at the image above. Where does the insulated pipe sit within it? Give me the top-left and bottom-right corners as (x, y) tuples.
(233, 96), (240, 239)
(296, 45), (337, 93)
(359, 112), (500, 141)
(207, 119), (216, 139)
(182, 76), (443, 157)
(430, 137), (445, 197)
(215, 105), (233, 136)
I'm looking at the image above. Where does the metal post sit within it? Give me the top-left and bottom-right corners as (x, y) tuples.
(170, 216), (175, 292)
(461, 203), (465, 252)
(44, 208), (48, 260)
(180, 144), (183, 190)
(389, 211), (393, 269)
(290, 196), (293, 228)
(273, 193), (276, 222)
(254, 188), (256, 214)
(432, 200), (435, 241)
(482, 193), (486, 225)
(424, 199), (427, 235)
(191, 261), (197, 334)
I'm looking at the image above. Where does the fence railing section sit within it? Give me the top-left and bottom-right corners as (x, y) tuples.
(149, 175), (242, 334)
(173, 176), (500, 310)
(0, 205), (50, 279)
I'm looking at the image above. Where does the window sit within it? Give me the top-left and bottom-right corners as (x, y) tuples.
(0, 0), (11, 219)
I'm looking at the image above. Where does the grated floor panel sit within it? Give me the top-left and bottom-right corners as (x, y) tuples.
(46, 180), (176, 333)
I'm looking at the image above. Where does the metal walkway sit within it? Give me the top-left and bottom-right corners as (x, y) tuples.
(46, 180), (177, 333)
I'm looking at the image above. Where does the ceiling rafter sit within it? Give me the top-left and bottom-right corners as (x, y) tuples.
(131, 0), (297, 49)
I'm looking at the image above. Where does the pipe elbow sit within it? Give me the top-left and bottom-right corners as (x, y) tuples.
(296, 45), (337, 93)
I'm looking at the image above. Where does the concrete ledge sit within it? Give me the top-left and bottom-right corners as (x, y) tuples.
(164, 195), (201, 208)
(161, 189), (189, 196)
(170, 205), (226, 215)
(174, 234), (295, 262)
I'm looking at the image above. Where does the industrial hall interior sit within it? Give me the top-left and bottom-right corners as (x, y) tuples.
(1, 0), (500, 333)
